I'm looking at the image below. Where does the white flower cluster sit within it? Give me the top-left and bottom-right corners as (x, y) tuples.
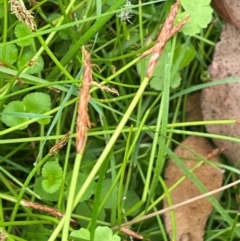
(117, 0), (133, 24)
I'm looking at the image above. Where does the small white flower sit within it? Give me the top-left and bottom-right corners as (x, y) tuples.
(117, 0), (134, 24)
(123, 0), (133, 11)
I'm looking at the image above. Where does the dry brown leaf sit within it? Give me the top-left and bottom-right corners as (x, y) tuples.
(164, 136), (223, 241)
(201, 23), (240, 167)
(212, 0), (240, 29)
(185, 92), (203, 122)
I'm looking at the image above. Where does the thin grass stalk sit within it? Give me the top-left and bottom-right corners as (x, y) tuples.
(116, 178), (240, 229)
(62, 46), (92, 240)
(47, 0), (127, 80)
(49, 75), (152, 241)
(8, 156), (50, 233)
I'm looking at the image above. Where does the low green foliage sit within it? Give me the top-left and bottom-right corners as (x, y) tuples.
(42, 161), (63, 193)
(137, 43), (195, 90)
(0, 0), (239, 240)
(34, 176), (61, 201)
(177, 0), (213, 36)
(0, 44), (18, 65)
(70, 226), (121, 241)
(15, 23), (33, 47)
(1, 92), (51, 128)
(1, 100), (28, 129)
(18, 51), (44, 74)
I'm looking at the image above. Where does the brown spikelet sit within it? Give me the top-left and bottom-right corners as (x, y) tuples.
(76, 46), (92, 154)
(27, 58), (38, 67)
(92, 81), (119, 96)
(146, 1), (189, 78)
(236, 118), (240, 124)
(49, 131), (71, 155)
(206, 147), (226, 160)
(21, 200), (77, 223)
(169, 15), (190, 39)
(9, 0), (37, 31)
(146, 1), (179, 77)
(0, 230), (8, 241)
(28, 0), (38, 6)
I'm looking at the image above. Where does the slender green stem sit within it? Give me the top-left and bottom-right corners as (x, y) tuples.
(47, 0), (127, 80)
(48, 76), (150, 240)
(8, 155), (50, 233)
(62, 154), (83, 240)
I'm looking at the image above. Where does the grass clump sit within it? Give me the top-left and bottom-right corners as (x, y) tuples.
(1, 0), (240, 240)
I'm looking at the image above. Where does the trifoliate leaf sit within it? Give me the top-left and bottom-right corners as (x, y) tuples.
(0, 44), (18, 64)
(15, 22), (33, 47)
(1, 101), (29, 129)
(23, 92), (51, 125)
(34, 177), (60, 201)
(177, 0), (213, 36)
(42, 161), (62, 193)
(18, 51), (44, 74)
(66, 172), (96, 202)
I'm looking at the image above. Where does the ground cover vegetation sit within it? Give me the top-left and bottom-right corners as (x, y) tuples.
(1, 0), (240, 240)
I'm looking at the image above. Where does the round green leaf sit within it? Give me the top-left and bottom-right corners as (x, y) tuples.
(48, 13), (69, 40)
(100, 178), (117, 209)
(70, 227), (120, 241)
(75, 202), (92, 227)
(176, 0), (213, 36)
(23, 92), (51, 125)
(0, 44), (18, 64)
(123, 190), (141, 216)
(75, 202), (106, 227)
(24, 225), (49, 241)
(136, 49), (182, 91)
(1, 101), (28, 129)
(18, 51), (44, 74)
(48, 13), (61, 24)
(70, 228), (90, 240)
(42, 161), (62, 193)
(42, 179), (61, 194)
(66, 172), (96, 202)
(95, 226), (120, 241)
(34, 177), (60, 201)
(15, 22), (33, 47)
